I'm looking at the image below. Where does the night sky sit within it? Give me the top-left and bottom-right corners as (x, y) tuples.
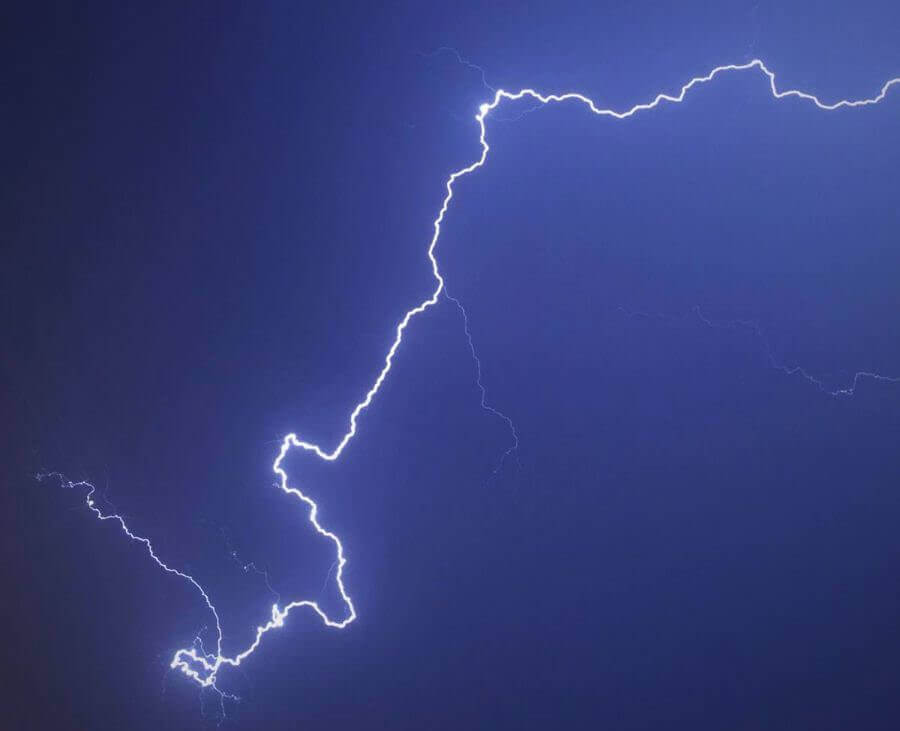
(5, 2), (900, 729)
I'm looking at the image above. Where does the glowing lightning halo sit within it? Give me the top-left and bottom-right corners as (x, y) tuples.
(49, 59), (900, 695)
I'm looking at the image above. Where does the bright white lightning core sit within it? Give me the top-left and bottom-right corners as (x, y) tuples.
(49, 59), (900, 696)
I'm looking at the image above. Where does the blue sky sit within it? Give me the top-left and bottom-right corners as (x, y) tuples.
(5, 2), (900, 728)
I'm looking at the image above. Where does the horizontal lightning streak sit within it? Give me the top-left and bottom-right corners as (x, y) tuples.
(49, 59), (900, 694)
(618, 306), (900, 396)
(690, 307), (900, 397)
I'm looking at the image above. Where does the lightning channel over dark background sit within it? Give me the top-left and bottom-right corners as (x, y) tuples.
(4, 2), (900, 729)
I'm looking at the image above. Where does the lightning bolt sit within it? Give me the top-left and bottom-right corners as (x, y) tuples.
(690, 307), (900, 396)
(446, 290), (520, 473)
(618, 306), (900, 396)
(45, 59), (900, 700)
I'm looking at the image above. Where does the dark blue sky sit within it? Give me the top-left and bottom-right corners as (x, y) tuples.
(5, 2), (900, 729)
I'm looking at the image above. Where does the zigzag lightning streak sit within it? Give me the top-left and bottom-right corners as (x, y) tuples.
(51, 59), (900, 693)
